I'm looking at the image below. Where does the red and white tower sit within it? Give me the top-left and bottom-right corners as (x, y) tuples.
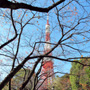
(39, 14), (54, 90)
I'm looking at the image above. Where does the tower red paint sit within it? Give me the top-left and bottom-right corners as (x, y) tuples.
(39, 14), (54, 90)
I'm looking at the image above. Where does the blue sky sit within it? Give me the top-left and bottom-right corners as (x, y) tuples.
(0, 0), (90, 81)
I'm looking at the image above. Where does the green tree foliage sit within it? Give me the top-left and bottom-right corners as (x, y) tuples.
(70, 58), (90, 90)
(48, 74), (71, 90)
(2, 69), (36, 90)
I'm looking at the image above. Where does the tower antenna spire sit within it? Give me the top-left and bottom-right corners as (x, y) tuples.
(47, 13), (49, 25)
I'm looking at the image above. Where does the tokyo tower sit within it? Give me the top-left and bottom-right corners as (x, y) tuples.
(39, 14), (54, 90)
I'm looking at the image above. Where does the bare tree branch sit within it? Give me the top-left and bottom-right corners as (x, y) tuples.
(0, 0), (65, 12)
